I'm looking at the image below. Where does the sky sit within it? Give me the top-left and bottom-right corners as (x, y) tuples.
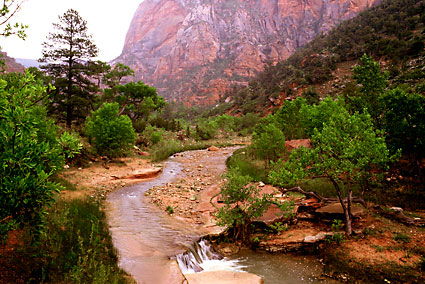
(1, 0), (143, 61)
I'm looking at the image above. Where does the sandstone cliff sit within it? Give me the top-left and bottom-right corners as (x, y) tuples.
(115, 0), (378, 106)
(1, 52), (25, 73)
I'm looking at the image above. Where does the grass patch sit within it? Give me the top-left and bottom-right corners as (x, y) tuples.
(1, 197), (130, 283)
(226, 147), (268, 182)
(51, 175), (80, 191)
(38, 197), (130, 283)
(149, 138), (234, 162)
(393, 232), (411, 243)
(299, 178), (336, 198)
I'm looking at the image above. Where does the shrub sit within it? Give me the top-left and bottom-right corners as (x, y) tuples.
(0, 72), (64, 243)
(150, 131), (163, 145)
(85, 103), (136, 157)
(59, 131), (83, 162)
(166, 206), (174, 215)
(216, 168), (291, 242)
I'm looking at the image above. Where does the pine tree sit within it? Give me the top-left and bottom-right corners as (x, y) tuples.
(40, 9), (98, 127)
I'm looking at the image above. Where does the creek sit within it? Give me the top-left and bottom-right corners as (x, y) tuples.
(106, 148), (338, 283)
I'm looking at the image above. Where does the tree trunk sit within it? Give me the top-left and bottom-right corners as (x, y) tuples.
(330, 178), (352, 235)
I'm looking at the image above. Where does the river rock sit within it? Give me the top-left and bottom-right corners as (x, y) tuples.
(123, 168), (163, 179)
(208, 146), (220, 152)
(185, 271), (263, 284)
(315, 203), (364, 219)
(214, 243), (240, 256)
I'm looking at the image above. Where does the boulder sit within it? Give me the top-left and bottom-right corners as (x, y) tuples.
(123, 168), (162, 179)
(315, 203), (364, 218)
(254, 204), (287, 226)
(185, 271), (263, 284)
(208, 146), (220, 152)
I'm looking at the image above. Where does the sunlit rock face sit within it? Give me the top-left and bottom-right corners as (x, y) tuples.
(115, 0), (378, 106)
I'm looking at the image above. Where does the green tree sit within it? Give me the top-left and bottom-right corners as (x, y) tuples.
(85, 102), (136, 157)
(0, 71), (64, 242)
(40, 9), (98, 128)
(270, 110), (392, 235)
(216, 168), (288, 242)
(114, 81), (165, 121)
(300, 97), (346, 137)
(273, 97), (307, 140)
(251, 123), (286, 166)
(346, 54), (388, 123)
(381, 88), (425, 183)
(102, 63), (134, 89)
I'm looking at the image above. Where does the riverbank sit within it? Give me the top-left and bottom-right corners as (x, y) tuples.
(147, 147), (425, 283)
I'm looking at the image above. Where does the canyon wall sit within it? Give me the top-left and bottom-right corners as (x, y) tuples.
(115, 0), (378, 106)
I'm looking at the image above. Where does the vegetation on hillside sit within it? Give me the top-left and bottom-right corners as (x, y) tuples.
(221, 0), (425, 115)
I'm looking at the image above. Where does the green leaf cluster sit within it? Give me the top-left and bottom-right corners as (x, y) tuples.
(85, 103), (136, 157)
(0, 71), (64, 242)
(216, 168), (291, 241)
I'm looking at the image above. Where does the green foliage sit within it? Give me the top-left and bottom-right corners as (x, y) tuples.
(251, 122), (286, 165)
(273, 97), (307, 140)
(112, 81), (165, 122)
(0, 71), (64, 242)
(226, 148), (268, 182)
(300, 97), (347, 137)
(39, 198), (128, 283)
(381, 88), (425, 162)
(268, 222), (289, 235)
(59, 131), (83, 162)
(85, 102), (136, 157)
(166, 206), (174, 215)
(216, 168), (290, 242)
(0, 1), (27, 39)
(102, 63), (134, 88)
(302, 86), (320, 105)
(195, 119), (218, 140)
(393, 232), (411, 243)
(346, 54), (388, 122)
(326, 220), (346, 244)
(270, 107), (393, 234)
(150, 131), (163, 145)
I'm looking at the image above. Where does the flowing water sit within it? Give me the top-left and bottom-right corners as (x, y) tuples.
(107, 149), (339, 284)
(106, 159), (203, 284)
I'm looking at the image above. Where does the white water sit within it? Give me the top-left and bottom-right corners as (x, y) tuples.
(177, 239), (246, 274)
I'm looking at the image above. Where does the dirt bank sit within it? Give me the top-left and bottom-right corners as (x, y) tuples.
(58, 156), (162, 200)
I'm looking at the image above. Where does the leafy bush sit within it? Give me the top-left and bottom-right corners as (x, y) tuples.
(0, 72), (64, 243)
(195, 120), (218, 140)
(85, 102), (136, 157)
(216, 168), (291, 242)
(166, 206), (174, 215)
(59, 131), (83, 162)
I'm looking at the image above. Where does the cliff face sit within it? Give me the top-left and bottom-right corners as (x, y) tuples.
(1, 52), (25, 73)
(116, 0), (378, 106)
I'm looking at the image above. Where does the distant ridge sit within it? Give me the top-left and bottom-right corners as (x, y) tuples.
(15, 58), (41, 68)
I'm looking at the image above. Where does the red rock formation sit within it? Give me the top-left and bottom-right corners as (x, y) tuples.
(115, 0), (379, 106)
(0, 52), (25, 73)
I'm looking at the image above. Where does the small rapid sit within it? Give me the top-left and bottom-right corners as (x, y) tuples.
(176, 239), (246, 274)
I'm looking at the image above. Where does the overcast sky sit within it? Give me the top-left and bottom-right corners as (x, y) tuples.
(1, 0), (143, 61)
